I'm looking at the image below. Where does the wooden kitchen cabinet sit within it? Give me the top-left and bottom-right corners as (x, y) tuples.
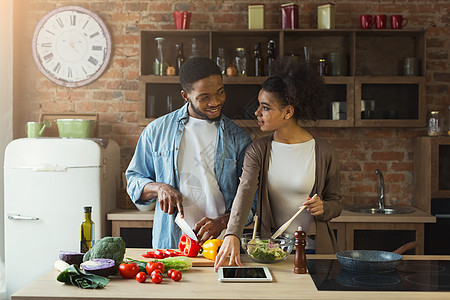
(414, 137), (450, 213)
(139, 29), (426, 128)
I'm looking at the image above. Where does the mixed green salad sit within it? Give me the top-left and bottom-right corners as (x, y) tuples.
(248, 239), (287, 262)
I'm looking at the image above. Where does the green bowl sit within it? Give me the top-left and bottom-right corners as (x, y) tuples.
(56, 119), (95, 138)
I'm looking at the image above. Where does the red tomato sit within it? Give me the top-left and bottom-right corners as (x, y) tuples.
(151, 273), (163, 284)
(119, 262), (140, 279)
(151, 269), (162, 277)
(146, 261), (165, 275)
(171, 270), (182, 282)
(136, 272), (147, 283)
(166, 269), (175, 278)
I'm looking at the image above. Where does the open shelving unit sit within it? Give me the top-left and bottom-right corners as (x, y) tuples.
(138, 29), (426, 128)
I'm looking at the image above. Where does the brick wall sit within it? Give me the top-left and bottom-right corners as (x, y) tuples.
(13, 0), (449, 208)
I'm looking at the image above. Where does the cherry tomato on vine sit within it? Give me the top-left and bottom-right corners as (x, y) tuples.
(136, 272), (147, 283)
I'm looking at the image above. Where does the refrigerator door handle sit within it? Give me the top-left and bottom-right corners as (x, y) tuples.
(7, 213), (39, 220)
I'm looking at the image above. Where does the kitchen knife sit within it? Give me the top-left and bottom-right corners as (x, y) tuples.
(175, 213), (198, 242)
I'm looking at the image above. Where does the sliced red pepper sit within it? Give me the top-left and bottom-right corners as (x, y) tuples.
(178, 234), (201, 257)
(141, 250), (155, 258)
(153, 249), (165, 259)
(172, 250), (185, 257)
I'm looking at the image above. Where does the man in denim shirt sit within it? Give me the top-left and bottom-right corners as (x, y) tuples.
(126, 57), (253, 249)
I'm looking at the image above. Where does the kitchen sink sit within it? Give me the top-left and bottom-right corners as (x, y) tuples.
(348, 207), (415, 214)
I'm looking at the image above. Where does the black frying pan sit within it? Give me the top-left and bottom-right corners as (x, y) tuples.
(336, 241), (418, 273)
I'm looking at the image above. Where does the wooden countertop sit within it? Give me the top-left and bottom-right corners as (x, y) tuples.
(12, 252), (450, 300)
(107, 207), (436, 223)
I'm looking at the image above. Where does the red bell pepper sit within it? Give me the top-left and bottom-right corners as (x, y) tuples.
(178, 234), (201, 257)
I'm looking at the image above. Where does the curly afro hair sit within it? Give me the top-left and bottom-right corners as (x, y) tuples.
(262, 57), (325, 122)
(179, 57), (222, 92)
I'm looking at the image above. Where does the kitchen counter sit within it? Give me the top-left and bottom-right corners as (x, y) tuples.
(12, 252), (450, 300)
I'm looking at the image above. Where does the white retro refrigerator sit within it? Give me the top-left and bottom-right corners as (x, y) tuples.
(3, 138), (120, 298)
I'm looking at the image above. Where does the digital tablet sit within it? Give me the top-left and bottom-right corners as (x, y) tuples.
(217, 266), (273, 282)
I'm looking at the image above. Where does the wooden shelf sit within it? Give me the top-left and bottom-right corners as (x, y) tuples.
(139, 29), (426, 128)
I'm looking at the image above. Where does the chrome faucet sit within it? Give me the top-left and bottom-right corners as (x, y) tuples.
(375, 169), (385, 210)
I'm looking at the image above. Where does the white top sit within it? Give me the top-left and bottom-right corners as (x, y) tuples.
(177, 117), (226, 230)
(268, 139), (316, 237)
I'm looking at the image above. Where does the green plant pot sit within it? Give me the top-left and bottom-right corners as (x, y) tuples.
(56, 119), (95, 138)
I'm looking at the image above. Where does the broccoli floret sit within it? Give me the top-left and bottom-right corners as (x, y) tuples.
(83, 237), (126, 273)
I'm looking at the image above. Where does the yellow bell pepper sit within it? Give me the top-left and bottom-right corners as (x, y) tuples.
(202, 239), (223, 261)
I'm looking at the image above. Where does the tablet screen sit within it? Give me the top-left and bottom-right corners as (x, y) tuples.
(218, 267), (273, 282)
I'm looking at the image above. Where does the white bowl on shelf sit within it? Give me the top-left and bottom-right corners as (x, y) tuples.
(134, 200), (156, 212)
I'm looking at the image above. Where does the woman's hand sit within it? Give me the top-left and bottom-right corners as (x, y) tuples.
(214, 235), (243, 272)
(303, 194), (324, 216)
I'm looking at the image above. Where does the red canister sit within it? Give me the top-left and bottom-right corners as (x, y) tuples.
(281, 3), (298, 29)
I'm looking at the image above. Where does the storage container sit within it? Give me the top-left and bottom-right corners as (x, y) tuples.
(317, 3), (336, 29)
(248, 4), (264, 29)
(281, 3), (298, 29)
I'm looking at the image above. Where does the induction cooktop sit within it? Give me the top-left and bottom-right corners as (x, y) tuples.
(307, 259), (450, 291)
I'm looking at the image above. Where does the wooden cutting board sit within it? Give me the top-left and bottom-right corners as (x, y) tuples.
(125, 248), (215, 267)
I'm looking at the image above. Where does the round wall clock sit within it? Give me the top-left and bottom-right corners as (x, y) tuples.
(32, 6), (112, 87)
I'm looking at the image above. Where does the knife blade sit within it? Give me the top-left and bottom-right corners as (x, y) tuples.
(175, 213), (198, 241)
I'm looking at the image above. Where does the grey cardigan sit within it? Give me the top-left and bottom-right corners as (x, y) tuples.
(225, 134), (343, 254)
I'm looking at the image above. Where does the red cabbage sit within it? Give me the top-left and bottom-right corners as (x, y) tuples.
(59, 251), (84, 265)
(80, 259), (116, 277)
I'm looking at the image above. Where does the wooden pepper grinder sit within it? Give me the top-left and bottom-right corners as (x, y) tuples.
(294, 226), (307, 274)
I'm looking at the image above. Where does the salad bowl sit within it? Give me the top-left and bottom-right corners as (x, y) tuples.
(240, 233), (295, 263)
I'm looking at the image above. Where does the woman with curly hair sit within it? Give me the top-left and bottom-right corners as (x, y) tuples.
(214, 58), (343, 270)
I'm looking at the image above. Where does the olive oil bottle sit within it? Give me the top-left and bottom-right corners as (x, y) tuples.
(80, 206), (95, 253)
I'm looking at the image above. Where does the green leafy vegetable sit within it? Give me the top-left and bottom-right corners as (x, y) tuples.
(155, 256), (192, 271)
(125, 256), (192, 272)
(249, 240), (287, 262)
(57, 265), (109, 289)
(83, 237), (126, 273)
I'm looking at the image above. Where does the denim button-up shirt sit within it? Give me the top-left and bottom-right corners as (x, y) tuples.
(126, 103), (253, 249)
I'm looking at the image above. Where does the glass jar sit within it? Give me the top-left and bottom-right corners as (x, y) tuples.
(318, 58), (327, 76)
(235, 48), (248, 76)
(428, 110), (442, 136)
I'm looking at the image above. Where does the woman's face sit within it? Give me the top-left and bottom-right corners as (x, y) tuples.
(254, 89), (288, 132)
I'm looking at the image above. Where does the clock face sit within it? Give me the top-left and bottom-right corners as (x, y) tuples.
(32, 6), (112, 87)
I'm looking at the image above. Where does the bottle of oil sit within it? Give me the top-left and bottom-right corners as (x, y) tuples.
(175, 43), (185, 75)
(80, 206), (95, 253)
(253, 42), (264, 76)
